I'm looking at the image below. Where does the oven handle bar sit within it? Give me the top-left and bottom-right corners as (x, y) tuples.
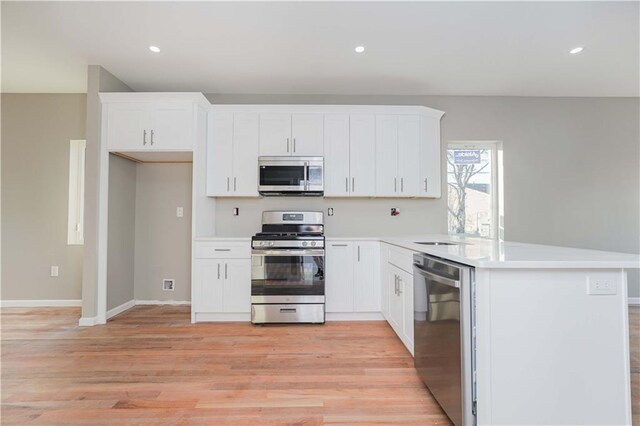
(252, 249), (325, 256)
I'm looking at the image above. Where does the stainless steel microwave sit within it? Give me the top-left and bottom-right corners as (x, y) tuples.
(258, 157), (324, 196)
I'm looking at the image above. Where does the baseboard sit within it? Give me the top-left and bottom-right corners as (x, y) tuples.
(629, 297), (640, 306)
(106, 299), (135, 320)
(1, 299), (82, 308)
(135, 300), (191, 306)
(326, 312), (385, 321)
(78, 316), (98, 326)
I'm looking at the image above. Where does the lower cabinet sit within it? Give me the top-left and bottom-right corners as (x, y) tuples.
(383, 244), (416, 355)
(193, 243), (251, 315)
(325, 240), (380, 314)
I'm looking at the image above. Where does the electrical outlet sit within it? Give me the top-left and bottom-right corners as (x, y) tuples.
(50, 266), (59, 277)
(587, 276), (617, 295)
(233, 207), (239, 216)
(176, 207), (184, 218)
(328, 208), (334, 217)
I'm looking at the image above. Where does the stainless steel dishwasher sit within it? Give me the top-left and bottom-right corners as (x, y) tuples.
(413, 253), (476, 426)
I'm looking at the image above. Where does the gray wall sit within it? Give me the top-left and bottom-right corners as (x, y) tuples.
(1, 94), (86, 300)
(134, 163), (192, 302)
(106, 154), (136, 310)
(81, 66), (132, 319)
(207, 94), (640, 297)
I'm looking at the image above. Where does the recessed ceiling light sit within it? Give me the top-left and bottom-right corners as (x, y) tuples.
(569, 46), (583, 54)
(149, 45), (161, 53)
(354, 46), (365, 53)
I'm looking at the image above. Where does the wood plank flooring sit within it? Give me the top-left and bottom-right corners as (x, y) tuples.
(1, 305), (638, 425)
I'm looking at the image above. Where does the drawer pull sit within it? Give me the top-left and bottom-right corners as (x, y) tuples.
(331, 244), (348, 247)
(280, 308), (297, 313)
(214, 249), (231, 252)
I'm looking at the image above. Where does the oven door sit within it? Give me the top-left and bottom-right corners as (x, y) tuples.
(251, 249), (325, 303)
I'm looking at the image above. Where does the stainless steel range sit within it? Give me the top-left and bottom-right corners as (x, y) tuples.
(251, 211), (325, 324)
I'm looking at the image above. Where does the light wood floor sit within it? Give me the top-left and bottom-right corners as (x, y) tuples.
(1, 305), (638, 425)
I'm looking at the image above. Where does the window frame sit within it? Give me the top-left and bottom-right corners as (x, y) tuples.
(446, 140), (503, 240)
(67, 139), (86, 245)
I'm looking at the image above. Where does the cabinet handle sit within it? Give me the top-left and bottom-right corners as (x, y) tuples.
(287, 138), (290, 152)
(233, 177), (237, 192)
(397, 276), (403, 295)
(217, 263), (220, 279)
(357, 245), (361, 262)
(394, 178), (397, 193)
(331, 244), (348, 247)
(401, 178), (404, 193)
(293, 138), (296, 153)
(345, 177), (349, 193)
(424, 178), (428, 192)
(214, 248), (231, 252)
(227, 177), (230, 192)
(394, 275), (398, 295)
(352, 177), (355, 192)
(225, 263), (228, 279)
(150, 129), (154, 145)
(143, 130), (147, 145)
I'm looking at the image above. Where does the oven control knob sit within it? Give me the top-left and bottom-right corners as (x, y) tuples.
(302, 242), (308, 247)
(311, 242), (316, 247)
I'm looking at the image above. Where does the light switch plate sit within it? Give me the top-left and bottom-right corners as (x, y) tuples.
(177, 207), (184, 218)
(50, 266), (59, 277)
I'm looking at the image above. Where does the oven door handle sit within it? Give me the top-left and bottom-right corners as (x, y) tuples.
(252, 249), (325, 256)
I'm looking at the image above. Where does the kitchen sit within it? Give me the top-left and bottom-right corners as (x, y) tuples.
(1, 2), (639, 425)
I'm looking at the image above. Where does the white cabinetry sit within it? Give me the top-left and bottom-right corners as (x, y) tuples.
(324, 114), (376, 197)
(259, 113), (323, 156)
(375, 115), (421, 197)
(325, 240), (380, 315)
(193, 242), (251, 318)
(420, 114), (443, 198)
(207, 112), (259, 197)
(105, 101), (194, 151)
(385, 244), (416, 354)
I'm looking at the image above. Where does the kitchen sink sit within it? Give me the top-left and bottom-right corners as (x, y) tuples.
(414, 242), (458, 246)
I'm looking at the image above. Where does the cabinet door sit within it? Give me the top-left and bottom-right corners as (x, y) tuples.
(106, 103), (151, 151)
(349, 114), (376, 196)
(387, 264), (403, 334)
(207, 112), (234, 196)
(291, 114), (324, 156)
(232, 113), (259, 196)
(193, 260), (223, 313)
(259, 113), (291, 156)
(375, 115), (399, 196)
(151, 103), (194, 150)
(420, 115), (442, 198)
(324, 114), (351, 196)
(397, 115), (421, 197)
(325, 242), (354, 313)
(223, 259), (251, 313)
(353, 242), (380, 312)
(399, 268), (414, 352)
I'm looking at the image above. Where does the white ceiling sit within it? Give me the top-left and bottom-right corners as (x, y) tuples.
(2, 1), (638, 96)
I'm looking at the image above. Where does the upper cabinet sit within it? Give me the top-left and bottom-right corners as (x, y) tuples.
(101, 93), (209, 152)
(375, 115), (421, 197)
(324, 114), (376, 197)
(207, 105), (444, 199)
(207, 112), (259, 197)
(259, 113), (323, 156)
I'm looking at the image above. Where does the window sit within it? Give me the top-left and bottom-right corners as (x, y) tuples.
(447, 141), (503, 239)
(67, 140), (86, 245)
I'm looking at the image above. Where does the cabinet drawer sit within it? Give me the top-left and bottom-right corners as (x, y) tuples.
(195, 242), (250, 259)
(388, 245), (416, 274)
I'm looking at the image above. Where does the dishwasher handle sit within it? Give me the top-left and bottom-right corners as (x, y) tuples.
(414, 265), (461, 288)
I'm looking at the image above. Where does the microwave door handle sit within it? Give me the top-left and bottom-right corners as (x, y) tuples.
(304, 162), (309, 191)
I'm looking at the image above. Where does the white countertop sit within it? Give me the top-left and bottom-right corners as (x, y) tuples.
(380, 235), (640, 269)
(195, 235), (639, 269)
